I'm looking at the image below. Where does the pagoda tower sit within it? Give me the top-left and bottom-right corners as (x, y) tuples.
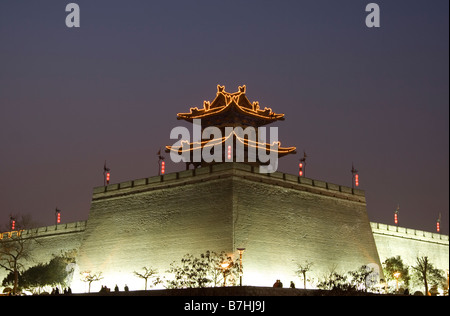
(166, 85), (296, 169)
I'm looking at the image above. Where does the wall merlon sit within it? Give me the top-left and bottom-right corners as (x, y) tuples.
(326, 183), (340, 191)
(93, 186), (105, 194)
(162, 173), (178, 181)
(268, 171), (284, 179)
(119, 181), (133, 189)
(147, 175), (163, 184)
(313, 179), (327, 189)
(195, 166), (211, 175)
(178, 169), (194, 179)
(283, 173), (298, 183)
(298, 177), (313, 185)
(212, 163), (232, 172)
(339, 186), (353, 194)
(133, 178), (147, 187)
(106, 183), (119, 191)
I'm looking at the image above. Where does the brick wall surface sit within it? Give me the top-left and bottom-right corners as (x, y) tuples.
(232, 176), (381, 286)
(71, 163), (381, 292)
(73, 173), (235, 292)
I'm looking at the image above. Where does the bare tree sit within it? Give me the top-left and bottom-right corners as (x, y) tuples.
(295, 261), (313, 289)
(80, 271), (103, 293)
(412, 256), (432, 295)
(0, 214), (38, 294)
(133, 267), (162, 290)
(411, 256), (445, 296)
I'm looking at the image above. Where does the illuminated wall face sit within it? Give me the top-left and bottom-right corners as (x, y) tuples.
(231, 176), (382, 288)
(371, 223), (449, 293)
(72, 174), (235, 293)
(71, 163), (381, 292)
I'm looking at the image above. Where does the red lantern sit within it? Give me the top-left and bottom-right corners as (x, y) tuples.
(161, 161), (165, 175)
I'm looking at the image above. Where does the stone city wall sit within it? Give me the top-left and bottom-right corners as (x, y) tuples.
(371, 222), (449, 293)
(371, 222), (449, 270)
(1, 164), (448, 294)
(70, 163), (380, 292)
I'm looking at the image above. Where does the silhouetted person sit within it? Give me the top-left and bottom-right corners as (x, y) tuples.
(273, 280), (283, 288)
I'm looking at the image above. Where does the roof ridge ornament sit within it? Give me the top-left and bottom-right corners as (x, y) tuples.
(178, 85), (285, 123)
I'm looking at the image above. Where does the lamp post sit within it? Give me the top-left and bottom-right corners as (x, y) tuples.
(9, 216), (16, 231)
(394, 205), (400, 227)
(103, 161), (110, 186)
(237, 248), (245, 286)
(220, 262), (230, 287)
(157, 149), (165, 176)
(393, 272), (401, 293)
(446, 270), (449, 295)
(351, 163), (358, 189)
(299, 151), (307, 177)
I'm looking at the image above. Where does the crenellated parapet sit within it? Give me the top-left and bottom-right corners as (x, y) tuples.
(371, 222), (449, 245)
(92, 162), (365, 204)
(0, 221), (87, 240)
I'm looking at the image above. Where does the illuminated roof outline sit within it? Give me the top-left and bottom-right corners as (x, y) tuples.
(165, 129), (296, 157)
(177, 85), (285, 124)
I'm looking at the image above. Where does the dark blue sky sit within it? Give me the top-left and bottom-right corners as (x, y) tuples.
(0, 1), (448, 234)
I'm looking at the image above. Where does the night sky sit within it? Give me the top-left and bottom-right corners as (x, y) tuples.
(0, 1), (448, 234)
